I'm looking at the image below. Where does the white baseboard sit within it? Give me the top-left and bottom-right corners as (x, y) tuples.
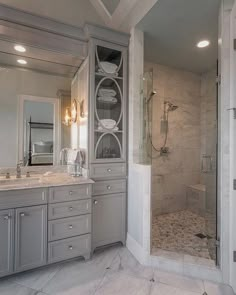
(126, 233), (149, 265)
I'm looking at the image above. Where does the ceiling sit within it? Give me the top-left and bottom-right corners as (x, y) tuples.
(0, 0), (105, 28)
(0, 0), (159, 76)
(137, 0), (221, 74)
(0, 40), (83, 78)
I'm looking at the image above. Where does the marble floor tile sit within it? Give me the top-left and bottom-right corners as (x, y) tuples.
(0, 280), (38, 295)
(95, 272), (152, 295)
(0, 246), (234, 295)
(42, 245), (120, 295)
(154, 270), (205, 293)
(204, 281), (235, 295)
(184, 254), (216, 268)
(107, 247), (154, 281)
(150, 282), (202, 295)
(8, 263), (62, 291)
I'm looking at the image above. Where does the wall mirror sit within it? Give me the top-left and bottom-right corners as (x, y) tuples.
(0, 40), (83, 168)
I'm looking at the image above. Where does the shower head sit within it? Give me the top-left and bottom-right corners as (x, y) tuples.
(164, 101), (178, 112)
(169, 105), (178, 111)
(146, 90), (157, 103)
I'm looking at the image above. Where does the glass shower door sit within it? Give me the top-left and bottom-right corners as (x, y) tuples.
(203, 68), (218, 263)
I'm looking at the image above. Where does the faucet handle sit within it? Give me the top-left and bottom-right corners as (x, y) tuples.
(17, 161), (23, 168)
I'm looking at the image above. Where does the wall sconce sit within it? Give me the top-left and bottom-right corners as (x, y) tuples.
(63, 107), (72, 126)
(71, 99), (77, 123)
(63, 99), (84, 126)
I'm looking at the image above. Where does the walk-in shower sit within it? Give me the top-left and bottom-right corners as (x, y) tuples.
(143, 65), (218, 264)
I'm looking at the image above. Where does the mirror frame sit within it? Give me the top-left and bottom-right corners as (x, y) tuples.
(17, 95), (61, 166)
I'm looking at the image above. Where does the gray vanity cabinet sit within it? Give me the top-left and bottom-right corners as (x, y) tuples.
(92, 193), (126, 249)
(0, 209), (14, 277)
(86, 37), (128, 251)
(15, 205), (47, 272)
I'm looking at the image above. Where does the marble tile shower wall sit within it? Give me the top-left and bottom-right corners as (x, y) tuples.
(145, 62), (202, 215)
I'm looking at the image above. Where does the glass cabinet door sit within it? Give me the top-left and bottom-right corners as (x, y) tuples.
(92, 43), (125, 162)
(96, 45), (123, 77)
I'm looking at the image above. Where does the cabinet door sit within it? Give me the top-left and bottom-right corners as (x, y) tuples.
(0, 209), (14, 277)
(92, 193), (126, 249)
(15, 205), (47, 272)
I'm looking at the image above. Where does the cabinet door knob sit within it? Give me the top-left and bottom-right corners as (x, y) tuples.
(68, 225), (73, 229)
(69, 191), (73, 195)
(68, 245), (73, 250)
(69, 207), (73, 211)
(107, 168), (112, 172)
(107, 185), (111, 190)
(94, 200), (98, 205)
(3, 215), (10, 220)
(20, 213), (25, 217)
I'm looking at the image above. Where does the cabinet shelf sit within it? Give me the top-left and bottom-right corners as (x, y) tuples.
(94, 129), (123, 133)
(95, 72), (123, 80)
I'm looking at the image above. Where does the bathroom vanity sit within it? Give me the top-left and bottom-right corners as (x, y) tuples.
(0, 20), (129, 278)
(0, 175), (93, 278)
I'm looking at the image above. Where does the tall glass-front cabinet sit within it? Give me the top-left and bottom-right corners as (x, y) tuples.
(87, 36), (128, 251)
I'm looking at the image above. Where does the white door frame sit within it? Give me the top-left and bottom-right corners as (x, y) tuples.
(17, 95), (61, 166)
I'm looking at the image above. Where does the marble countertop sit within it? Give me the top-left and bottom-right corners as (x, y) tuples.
(0, 173), (94, 191)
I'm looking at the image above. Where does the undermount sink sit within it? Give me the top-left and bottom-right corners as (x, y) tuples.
(0, 176), (41, 186)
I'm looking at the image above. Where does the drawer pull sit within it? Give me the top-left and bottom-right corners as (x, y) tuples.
(69, 207), (73, 211)
(20, 213), (26, 217)
(69, 191), (73, 195)
(3, 215), (11, 220)
(68, 225), (73, 229)
(68, 245), (73, 250)
(107, 185), (111, 190)
(107, 168), (112, 172)
(93, 200), (98, 205)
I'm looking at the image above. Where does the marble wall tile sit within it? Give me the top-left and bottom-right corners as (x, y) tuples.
(146, 63), (202, 215)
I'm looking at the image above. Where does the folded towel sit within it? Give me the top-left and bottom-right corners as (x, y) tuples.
(99, 62), (118, 74)
(98, 126), (118, 131)
(98, 88), (117, 97)
(100, 119), (116, 125)
(98, 96), (117, 103)
(99, 119), (117, 129)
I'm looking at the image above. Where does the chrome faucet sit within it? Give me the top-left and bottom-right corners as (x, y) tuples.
(16, 162), (23, 178)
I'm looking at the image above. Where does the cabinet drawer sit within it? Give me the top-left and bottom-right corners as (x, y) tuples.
(92, 179), (126, 196)
(90, 163), (126, 179)
(48, 214), (91, 241)
(0, 188), (47, 210)
(48, 234), (91, 264)
(49, 184), (91, 203)
(48, 199), (92, 220)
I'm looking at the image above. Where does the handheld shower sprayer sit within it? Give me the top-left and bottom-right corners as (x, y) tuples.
(146, 90), (157, 103)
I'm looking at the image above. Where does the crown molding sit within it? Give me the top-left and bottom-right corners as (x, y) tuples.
(57, 90), (71, 99)
(84, 24), (130, 46)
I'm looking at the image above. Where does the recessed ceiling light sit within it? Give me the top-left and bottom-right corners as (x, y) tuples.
(17, 59), (27, 65)
(14, 45), (26, 52)
(197, 40), (210, 48)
